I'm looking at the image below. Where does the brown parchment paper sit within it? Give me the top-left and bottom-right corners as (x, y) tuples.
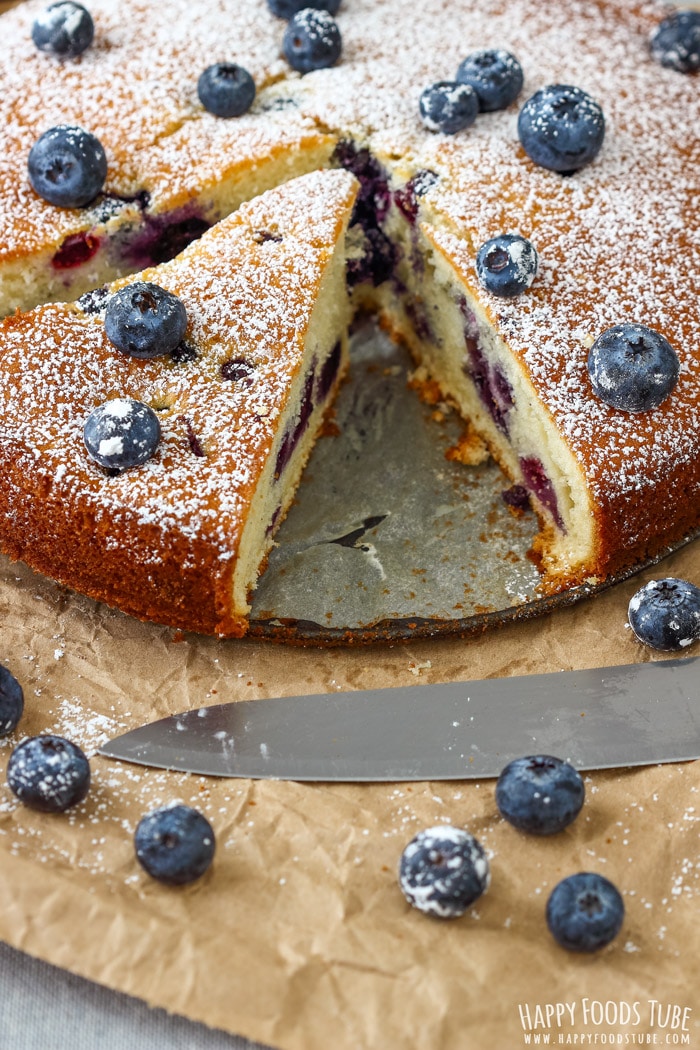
(0, 535), (698, 1050)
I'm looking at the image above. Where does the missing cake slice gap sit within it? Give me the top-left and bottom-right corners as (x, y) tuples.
(0, 168), (358, 637)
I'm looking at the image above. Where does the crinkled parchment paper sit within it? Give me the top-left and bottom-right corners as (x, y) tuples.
(0, 536), (698, 1050)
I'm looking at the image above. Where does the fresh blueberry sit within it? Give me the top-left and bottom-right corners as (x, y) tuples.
(135, 804), (216, 885)
(282, 9), (342, 73)
(28, 125), (107, 208)
(419, 81), (478, 135)
(475, 233), (538, 297)
(267, 0), (340, 17)
(546, 873), (624, 952)
(7, 735), (90, 812)
(0, 665), (24, 736)
(650, 10), (700, 73)
(628, 578), (700, 651)
(456, 49), (523, 111)
(197, 63), (256, 118)
(104, 282), (188, 359)
(84, 397), (161, 472)
(517, 85), (605, 173)
(496, 755), (585, 835)
(587, 323), (679, 413)
(31, 2), (94, 58)
(398, 825), (490, 918)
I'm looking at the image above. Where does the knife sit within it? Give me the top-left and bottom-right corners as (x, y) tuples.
(98, 657), (700, 781)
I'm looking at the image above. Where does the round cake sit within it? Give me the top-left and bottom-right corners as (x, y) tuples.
(0, 0), (697, 636)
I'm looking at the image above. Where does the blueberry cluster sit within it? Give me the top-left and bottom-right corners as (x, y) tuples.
(1, 660), (215, 884)
(420, 49), (523, 135)
(400, 752), (624, 952)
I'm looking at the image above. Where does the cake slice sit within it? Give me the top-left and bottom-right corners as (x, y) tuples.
(0, 168), (358, 636)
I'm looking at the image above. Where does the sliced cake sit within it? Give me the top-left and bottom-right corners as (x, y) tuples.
(0, 168), (358, 636)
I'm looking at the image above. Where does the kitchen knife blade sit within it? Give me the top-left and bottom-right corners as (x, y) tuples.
(98, 658), (700, 781)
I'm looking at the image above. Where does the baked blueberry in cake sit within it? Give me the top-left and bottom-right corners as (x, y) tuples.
(0, 0), (697, 634)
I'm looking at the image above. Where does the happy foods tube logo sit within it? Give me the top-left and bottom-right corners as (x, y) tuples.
(516, 998), (693, 1045)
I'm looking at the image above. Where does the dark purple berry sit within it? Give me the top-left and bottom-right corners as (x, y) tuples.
(650, 10), (700, 73)
(456, 49), (523, 111)
(419, 81), (478, 135)
(104, 281), (188, 359)
(546, 873), (624, 952)
(32, 2), (94, 58)
(282, 9), (342, 73)
(7, 735), (90, 812)
(28, 125), (107, 208)
(83, 397), (161, 472)
(135, 804), (215, 885)
(518, 85), (605, 173)
(398, 826), (490, 918)
(475, 233), (538, 297)
(587, 323), (679, 413)
(628, 578), (700, 651)
(496, 755), (585, 835)
(197, 63), (256, 118)
(0, 665), (24, 736)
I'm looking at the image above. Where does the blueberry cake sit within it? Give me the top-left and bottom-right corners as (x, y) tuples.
(0, 169), (357, 636)
(0, 0), (697, 635)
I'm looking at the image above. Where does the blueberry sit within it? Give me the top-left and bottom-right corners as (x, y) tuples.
(587, 323), (679, 413)
(7, 735), (90, 812)
(475, 233), (538, 297)
(0, 665), (24, 736)
(28, 125), (107, 208)
(419, 81), (478, 135)
(546, 873), (624, 952)
(456, 49), (523, 112)
(197, 63), (256, 118)
(31, 2), (94, 58)
(398, 826), (490, 918)
(267, 0), (340, 17)
(496, 755), (585, 835)
(84, 397), (161, 472)
(135, 804), (216, 885)
(517, 85), (605, 173)
(282, 9), (342, 73)
(104, 282), (188, 359)
(650, 10), (700, 73)
(628, 578), (700, 651)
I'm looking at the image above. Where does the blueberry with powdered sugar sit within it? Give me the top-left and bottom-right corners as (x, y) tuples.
(268, 0), (340, 18)
(282, 9), (342, 73)
(197, 63), (256, 118)
(518, 84), (605, 173)
(105, 281), (188, 359)
(28, 125), (107, 208)
(0, 665), (23, 736)
(650, 10), (700, 73)
(587, 323), (679, 413)
(419, 81), (478, 135)
(476, 233), (538, 298)
(546, 873), (624, 953)
(83, 397), (161, 472)
(456, 49), (523, 112)
(7, 735), (90, 812)
(32, 2), (94, 58)
(628, 578), (700, 651)
(135, 804), (216, 885)
(496, 755), (585, 835)
(399, 825), (490, 918)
